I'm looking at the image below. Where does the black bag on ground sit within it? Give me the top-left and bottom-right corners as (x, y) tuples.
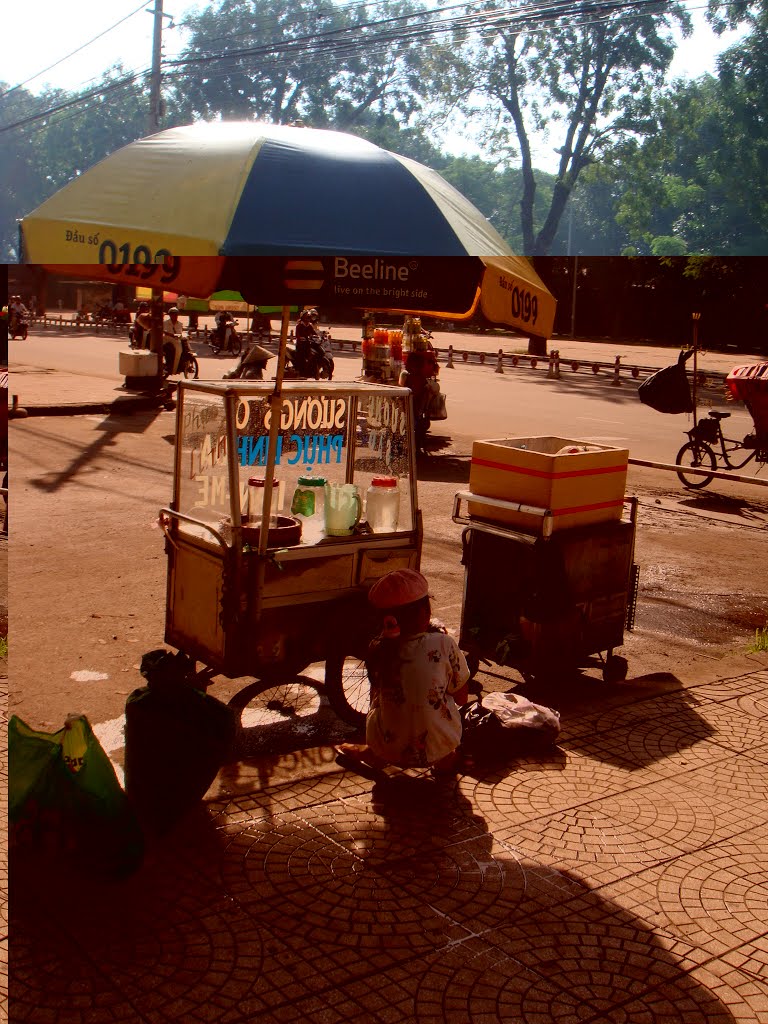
(460, 692), (560, 764)
(124, 650), (238, 830)
(637, 350), (694, 414)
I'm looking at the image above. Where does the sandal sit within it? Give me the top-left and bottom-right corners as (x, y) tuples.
(334, 744), (387, 774)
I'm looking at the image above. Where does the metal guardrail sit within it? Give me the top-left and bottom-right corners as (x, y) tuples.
(629, 457), (768, 487)
(26, 321), (732, 388)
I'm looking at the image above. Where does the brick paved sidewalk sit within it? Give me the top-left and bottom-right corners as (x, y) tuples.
(10, 663), (768, 1023)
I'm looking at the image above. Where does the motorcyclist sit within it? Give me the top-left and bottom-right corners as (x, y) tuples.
(131, 301), (152, 348)
(295, 309), (319, 376)
(9, 295), (28, 335)
(162, 306), (186, 373)
(399, 350), (433, 453)
(214, 309), (237, 352)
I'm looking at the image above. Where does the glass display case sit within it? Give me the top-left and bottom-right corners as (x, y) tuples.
(160, 380), (422, 714)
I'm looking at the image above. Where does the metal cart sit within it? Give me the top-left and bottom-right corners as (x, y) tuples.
(160, 380), (422, 725)
(452, 492), (639, 685)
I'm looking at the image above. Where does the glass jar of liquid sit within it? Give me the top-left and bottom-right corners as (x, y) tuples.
(366, 477), (400, 533)
(247, 477), (282, 527)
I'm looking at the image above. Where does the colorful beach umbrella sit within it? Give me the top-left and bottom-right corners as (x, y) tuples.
(21, 121), (556, 337)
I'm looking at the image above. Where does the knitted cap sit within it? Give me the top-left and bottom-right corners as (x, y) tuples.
(368, 569), (429, 609)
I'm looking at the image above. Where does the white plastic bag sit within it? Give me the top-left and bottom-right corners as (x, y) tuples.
(481, 692), (561, 738)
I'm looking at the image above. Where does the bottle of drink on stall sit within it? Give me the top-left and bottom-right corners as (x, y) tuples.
(291, 474), (327, 544)
(365, 476), (400, 533)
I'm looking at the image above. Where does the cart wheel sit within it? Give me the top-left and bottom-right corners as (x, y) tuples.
(603, 655), (628, 684)
(324, 653), (370, 729)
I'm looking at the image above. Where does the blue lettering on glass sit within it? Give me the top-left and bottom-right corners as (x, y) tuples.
(239, 433), (345, 466)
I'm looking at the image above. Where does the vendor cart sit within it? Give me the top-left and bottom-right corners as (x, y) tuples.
(160, 379), (421, 726)
(452, 492), (639, 685)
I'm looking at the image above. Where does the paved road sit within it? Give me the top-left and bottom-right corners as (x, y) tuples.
(9, 328), (764, 471)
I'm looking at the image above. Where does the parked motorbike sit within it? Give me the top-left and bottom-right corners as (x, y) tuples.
(286, 333), (334, 379)
(209, 318), (242, 356)
(9, 313), (29, 340)
(163, 331), (199, 379)
(222, 343), (275, 381)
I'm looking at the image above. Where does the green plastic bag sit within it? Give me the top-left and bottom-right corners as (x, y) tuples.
(9, 713), (144, 877)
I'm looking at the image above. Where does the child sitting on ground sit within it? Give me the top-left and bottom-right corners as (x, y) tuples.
(335, 569), (470, 778)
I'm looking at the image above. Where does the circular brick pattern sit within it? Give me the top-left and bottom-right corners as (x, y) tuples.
(415, 918), (713, 1024)
(503, 788), (726, 870)
(650, 842), (768, 946)
(12, 898), (267, 1022)
(461, 756), (631, 824)
(600, 962), (768, 1023)
(220, 804), (509, 946)
(416, 950), (586, 1023)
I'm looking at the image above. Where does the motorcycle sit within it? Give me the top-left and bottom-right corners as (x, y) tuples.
(286, 331), (334, 380)
(9, 313), (29, 340)
(209, 318), (242, 356)
(163, 331), (199, 380)
(222, 343), (275, 381)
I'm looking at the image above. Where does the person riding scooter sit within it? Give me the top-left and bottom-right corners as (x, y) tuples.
(9, 295), (29, 338)
(212, 310), (240, 354)
(290, 309), (334, 378)
(129, 301), (152, 349)
(294, 309), (318, 376)
(163, 307), (186, 374)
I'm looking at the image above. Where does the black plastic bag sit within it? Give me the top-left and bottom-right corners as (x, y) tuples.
(638, 350), (694, 414)
(460, 692), (560, 765)
(124, 650), (238, 830)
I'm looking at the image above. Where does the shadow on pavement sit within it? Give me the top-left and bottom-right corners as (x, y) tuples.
(11, 753), (743, 1024)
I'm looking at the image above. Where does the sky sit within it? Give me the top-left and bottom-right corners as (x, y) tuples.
(3, 0), (746, 98)
(2, 0), (747, 169)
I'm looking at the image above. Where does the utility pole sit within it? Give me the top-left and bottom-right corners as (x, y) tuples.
(691, 312), (701, 424)
(570, 255), (579, 339)
(147, 0), (164, 135)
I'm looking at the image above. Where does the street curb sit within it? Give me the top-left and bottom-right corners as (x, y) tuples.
(10, 392), (175, 418)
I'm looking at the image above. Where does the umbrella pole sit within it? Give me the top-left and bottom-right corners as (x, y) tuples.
(257, 306), (291, 557)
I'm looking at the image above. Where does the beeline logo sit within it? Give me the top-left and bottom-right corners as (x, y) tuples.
(334, 257), (410, 282)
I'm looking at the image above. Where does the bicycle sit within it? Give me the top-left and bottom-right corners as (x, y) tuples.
(675, 410), (768, 489)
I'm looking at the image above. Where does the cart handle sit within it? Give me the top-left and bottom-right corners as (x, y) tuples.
(159, 508), (230, 553)
(452, 491), (555, 539)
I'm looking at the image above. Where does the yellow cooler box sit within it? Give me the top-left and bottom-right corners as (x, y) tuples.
(469, 436), (629, 534)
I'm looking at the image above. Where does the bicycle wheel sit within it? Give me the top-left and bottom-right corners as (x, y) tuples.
(324, 653), (371, 728)
(184, 355), (199, 379)
(676, 440), (716, 489)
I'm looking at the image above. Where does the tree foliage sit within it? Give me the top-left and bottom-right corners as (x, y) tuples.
(448, 1), (690, 255)
(171, 0), (437, 130)
(0, 69), (185, 260)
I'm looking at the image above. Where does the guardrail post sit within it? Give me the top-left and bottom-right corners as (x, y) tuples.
(613, 354), (622, 386)
(446, 345), (454, 368)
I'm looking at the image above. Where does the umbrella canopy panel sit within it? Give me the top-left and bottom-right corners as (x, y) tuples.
(22, 122), (513, 261)
(21, 122), (556, 335)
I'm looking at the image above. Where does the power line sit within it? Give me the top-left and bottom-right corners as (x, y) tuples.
(0, 0), (719, 136)
(0, 2), (149, 99)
